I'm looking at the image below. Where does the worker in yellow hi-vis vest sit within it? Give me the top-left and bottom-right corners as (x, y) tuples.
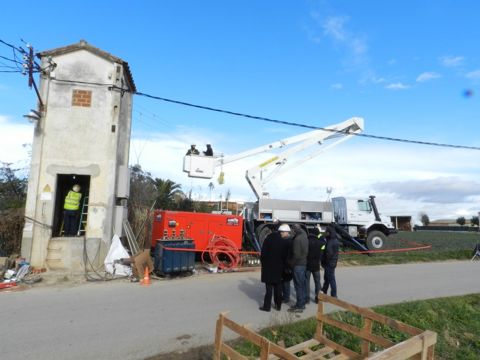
(63, 184), (82, 236)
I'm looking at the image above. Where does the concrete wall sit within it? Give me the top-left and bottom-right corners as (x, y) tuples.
(22, 48), (133, 272)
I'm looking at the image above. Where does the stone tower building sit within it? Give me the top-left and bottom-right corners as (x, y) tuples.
(21, 40), (135, 272)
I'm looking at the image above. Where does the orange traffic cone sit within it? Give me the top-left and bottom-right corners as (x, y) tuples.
(141, 266), (151, 286)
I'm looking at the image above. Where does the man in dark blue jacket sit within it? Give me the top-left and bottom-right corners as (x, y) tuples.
(321, 225), (339, 298)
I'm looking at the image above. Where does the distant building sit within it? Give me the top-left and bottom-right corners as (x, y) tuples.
(195, 199), (245, 215)
(21, 40), (135, 272)
(390, 215), (413, 231)
(429, 219), (472, 226)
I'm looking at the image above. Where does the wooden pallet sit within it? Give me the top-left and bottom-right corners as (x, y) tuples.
(213, 294), (437, 360)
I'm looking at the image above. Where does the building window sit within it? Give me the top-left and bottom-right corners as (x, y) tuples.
(72, 89), (92, 107)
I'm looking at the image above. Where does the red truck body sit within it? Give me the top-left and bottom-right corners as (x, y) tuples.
(151, 210), (244, 251)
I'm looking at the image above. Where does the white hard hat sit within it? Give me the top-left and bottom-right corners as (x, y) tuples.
(278, 224), (291, 232)
(73, 184), (81, 192)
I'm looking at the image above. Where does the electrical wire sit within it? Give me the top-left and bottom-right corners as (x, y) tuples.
(2, 39), (479, 152)
(82, 235), (129, 282)
(33, 76), (480, 152)
(0, 62), (19, 69)
(0, 54), (22, 65)
(134, 92), (480, 151)
(0, 39), (23, 52)
(51, 78), (115, 87)
(201, 235), (242, 270)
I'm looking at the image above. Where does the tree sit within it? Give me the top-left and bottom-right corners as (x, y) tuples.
(208, 182), (214, 200)
(225, 189), (231, 211)
(0, 162), (27, 211)
(175, 189), (194, 211)
(456, 216), (466, 226)
(471, 215), (479, 227)
(0, 162), (27, 255)
(419, 212), (430, 226)
(154, 178), (184, 210)
(129, 164), (156, 208)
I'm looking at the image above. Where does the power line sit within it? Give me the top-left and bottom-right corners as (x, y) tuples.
(0, 54), (22, 65)
(52, 78), (116, 87)
(1, 38), (478, 151)
(50, 80), (480, 151)
(0, 39), (23, 52)
(0, 63), (19, 69)
(134, 92), (480, 151)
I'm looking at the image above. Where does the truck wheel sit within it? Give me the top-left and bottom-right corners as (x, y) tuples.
(366, 231), (387, 250)
(255, 224), (272, 247)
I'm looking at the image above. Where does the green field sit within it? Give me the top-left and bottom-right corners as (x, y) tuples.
(232, 294), (480, 360)
(340, 231), (480, 265)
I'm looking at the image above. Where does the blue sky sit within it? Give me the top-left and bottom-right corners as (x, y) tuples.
(1, 0), (480, 221)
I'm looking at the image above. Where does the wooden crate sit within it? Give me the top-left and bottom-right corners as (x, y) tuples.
(213, 294), (437, 360)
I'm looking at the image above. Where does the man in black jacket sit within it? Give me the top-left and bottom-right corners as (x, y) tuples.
(305, 226), (326, 304)
(259, 224), (291, 312)
(281, 231), (293, 304)
(321, 225), (339, 298)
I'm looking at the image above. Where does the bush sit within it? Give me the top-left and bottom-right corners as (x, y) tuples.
(0, 208), (24, 256)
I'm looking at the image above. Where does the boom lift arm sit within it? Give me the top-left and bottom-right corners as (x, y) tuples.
(183, 117), (364, 199)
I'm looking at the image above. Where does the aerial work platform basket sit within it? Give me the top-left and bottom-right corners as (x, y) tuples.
(213, 294), (437, 360)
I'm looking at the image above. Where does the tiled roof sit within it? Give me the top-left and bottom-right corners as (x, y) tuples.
(38, 39), (136, 92)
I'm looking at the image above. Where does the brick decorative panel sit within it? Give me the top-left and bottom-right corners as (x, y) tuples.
(72, 89), (92, 107)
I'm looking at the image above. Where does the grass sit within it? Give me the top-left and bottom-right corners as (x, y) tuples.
(231, 294), (480, 359)
(340, 230), (480, 266)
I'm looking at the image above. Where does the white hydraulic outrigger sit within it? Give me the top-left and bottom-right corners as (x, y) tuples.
(183, 117), (364, 199)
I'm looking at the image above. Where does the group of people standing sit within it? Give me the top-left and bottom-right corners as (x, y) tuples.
(259, 223), (339, 313)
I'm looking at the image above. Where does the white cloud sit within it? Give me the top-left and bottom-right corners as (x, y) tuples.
(385, 82), (410, 90)
(3, 117), (479, 221)
(440, 55), (464, 67)
(373, 177), (480, 203)
(331, 83), (343, 90)
(360, 71), (385, 85)
(129, 125), (480, 220)
(0, 115), (33, 165)
(466, 70), (480, 79)
(416, 72), (441, 82)
(322, 16), (348, 42)
(321, 16), (368, 61)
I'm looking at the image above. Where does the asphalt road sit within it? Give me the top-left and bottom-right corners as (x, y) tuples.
(0, 261), (478, 360)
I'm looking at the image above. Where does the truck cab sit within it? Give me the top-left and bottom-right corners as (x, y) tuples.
(332, 196), (396, 249)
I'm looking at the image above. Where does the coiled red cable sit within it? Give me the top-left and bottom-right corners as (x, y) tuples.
(201, 235), (242, 270)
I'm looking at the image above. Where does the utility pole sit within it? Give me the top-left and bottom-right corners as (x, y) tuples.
(25, 43), (44, 110)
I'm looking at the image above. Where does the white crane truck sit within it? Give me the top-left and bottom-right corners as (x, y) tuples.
(183, 117), (396, 252)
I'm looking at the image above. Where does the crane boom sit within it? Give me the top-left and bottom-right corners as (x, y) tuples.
(183, 117), (364, 199)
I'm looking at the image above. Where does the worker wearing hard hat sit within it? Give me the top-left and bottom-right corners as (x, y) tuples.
(305, 225), (326, 304)
(63, 184), (82, 236)
(186, 144), (200, 155)
(259, 224), (291, 312)
(321, 225), (339, 298)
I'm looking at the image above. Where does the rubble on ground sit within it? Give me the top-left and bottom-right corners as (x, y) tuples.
(0, 255), (43, 291)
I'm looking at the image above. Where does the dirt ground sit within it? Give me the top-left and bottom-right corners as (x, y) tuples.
(145, 344), (214, 360)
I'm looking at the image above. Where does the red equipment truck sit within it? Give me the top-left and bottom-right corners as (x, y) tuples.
(151, 210), (244, 252)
